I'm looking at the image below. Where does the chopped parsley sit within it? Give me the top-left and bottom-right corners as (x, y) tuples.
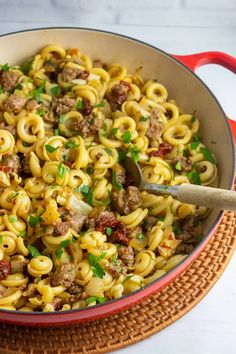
(45, 144), (58, 153)
(0, 235), (2, 244)
(9, 216), (18, 223)
(34, 85), (45, 104)
(86, 166), (94, 175)
(95, 102), (105, 108)
(28, 245), (41, 258)
(191, 116), (196, 123)
(60, 239), (71, 248)
(76, 100), (84, 110)
(88, 252), (107, 278)
(172, 223), (181, 236)
(50, 85), (60, 97)
(54, 128), (61, 136)
(86, 296), (106, 305)
(111, 171), (123, 191)
(111, 127), (118, 136)
(36, 107), (46, 117)
(0, 87), (4, 94)
(136, 233), (144, 240)
(55, 247), (64, 260)
(59, 114), (65, 123)
(190, 134), (201, 150)
(29, 215), (42, 228)
(200, 147), (216, 164)
(105, 227), (113, 236)
(122, 131), (132, 144)
(140, 115), (150, 122)
(65, 140), (79, 149)
(175, 161), (182, 171)
(22, 142), (30, 147)
(129, 145), (140, 164)
(102, 122), (108, 137)
(19, 230), (26, 238)
(0, 63), (10, 71)
(58, 162), (68, 178)
(21, 59), (33, 75)
(187, 164), (201, 185)
(77, 184), (93, 205)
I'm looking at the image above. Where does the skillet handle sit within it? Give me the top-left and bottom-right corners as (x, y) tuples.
(173, 52), (236, 142)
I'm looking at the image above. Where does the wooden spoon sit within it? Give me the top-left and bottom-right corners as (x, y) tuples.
(123, 157), (236, 211)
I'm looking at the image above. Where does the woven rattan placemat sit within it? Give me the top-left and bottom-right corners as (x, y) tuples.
(0, 209), (235, 354)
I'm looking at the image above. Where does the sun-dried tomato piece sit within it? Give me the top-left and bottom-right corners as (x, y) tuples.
(150, 143), (173, 158)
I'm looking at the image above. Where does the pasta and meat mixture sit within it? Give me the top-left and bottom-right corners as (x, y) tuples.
(0, 45), (217, 312)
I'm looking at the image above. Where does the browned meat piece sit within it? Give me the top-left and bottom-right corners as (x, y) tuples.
(175, 243), (194, 254)
(109, 81), (131, 110)
(22, 283), (37, 297)
(71, 113), (104, 137)
(43, 59), (60, 81)
(0, 122), (17, 137)
(67, 282), (83, 295)
(52, 97), (75, 115)
(53, 209), (86, 235)
(25, 99), (40, 112)
(146, 109), (164, 140)
(149, 143), (173, 158)
(61, 67), (89, 82)
(21, 154), (31, 175)
(118, 246), (134, 267)
(85, 217), (96, 230)
(53, 221), (70, 235)
(42, 108), (57, 124)
(95, 211), (129, 245)
(0, 154), (21, 174)
(2, 94), (26, 114)
(173, 156), (192, 172)
(142, 216), (157, 232)
(67, 210), (87, 233)
(106, 259), (127, 277)
(127, 226), (142, 239)
(177, 217), (202, 243)
(0, 284), (7, 296)
(49, 297), (62, 311)
(93, 59), (108, 70)
(111, 186), (142, 215)
(0, 70), (20, 91)
(10, 255), (27, 273)
(0, 260), (11, 280)
(51, 263), (76, 287)
(113, 163), (126, 185)
(81, 98), (92, 116)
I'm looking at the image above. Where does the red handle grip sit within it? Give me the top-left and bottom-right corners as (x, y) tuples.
(173, 51), (236, 141)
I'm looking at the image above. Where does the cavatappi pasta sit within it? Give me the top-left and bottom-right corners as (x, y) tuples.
(0, 45), (217, 312)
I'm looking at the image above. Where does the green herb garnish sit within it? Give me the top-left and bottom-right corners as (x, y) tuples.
(55, 247), (64, 260)
(172, 223), (181, 236)
(50, 85), (60, 97)
(95, 102), (105, 108)
(105, 227), (113, 236)
(60, 239), (71, 248)
(9, 216), (17, 223)
(59, 114), (65, 123)
(34, 85), (44, 104)
(0, 87), (4, 94)
(65, 141), (79, 149)
(45, 144), (58, 153)
(36, 108), (46, 116)
(200, 147), (216, 164)
(29, 215), (42, 228)
(129, 145), (140, 164)
(21, 59), (33, 75)
(191, 116), (196, 123)
(54, 128), (61, 136)
(28, 245), (41, 258)
(187, 166), (201, 185)
(175, 161), (182, 171)
(86, 296), (106, 305)
(190, 134), (201, 150)
(88, 252), (107, 279)
(0, 235), (3, 244)
(23, 141), (30, 147)
(76, 100), (84, 110)
(58, 162), (68, 178)
(111, 127), (118, 136)
(140, 115), (150, 122)
(136, 233), (144, 240)
(112, 171), (123, 191)
(0, 63), (10, 71)
(19, 230), (26, 238)
(122, 131), (132, 144)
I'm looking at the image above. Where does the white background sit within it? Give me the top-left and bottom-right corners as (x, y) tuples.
(0, 1), (235, 353)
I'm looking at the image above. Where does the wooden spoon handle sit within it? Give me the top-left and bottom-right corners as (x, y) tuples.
(177, 183), (236, 211)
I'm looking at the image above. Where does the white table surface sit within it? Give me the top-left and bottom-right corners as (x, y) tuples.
(0, 1), (235, 353)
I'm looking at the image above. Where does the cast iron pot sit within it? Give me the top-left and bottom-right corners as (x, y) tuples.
(0, 27), (235, 326)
